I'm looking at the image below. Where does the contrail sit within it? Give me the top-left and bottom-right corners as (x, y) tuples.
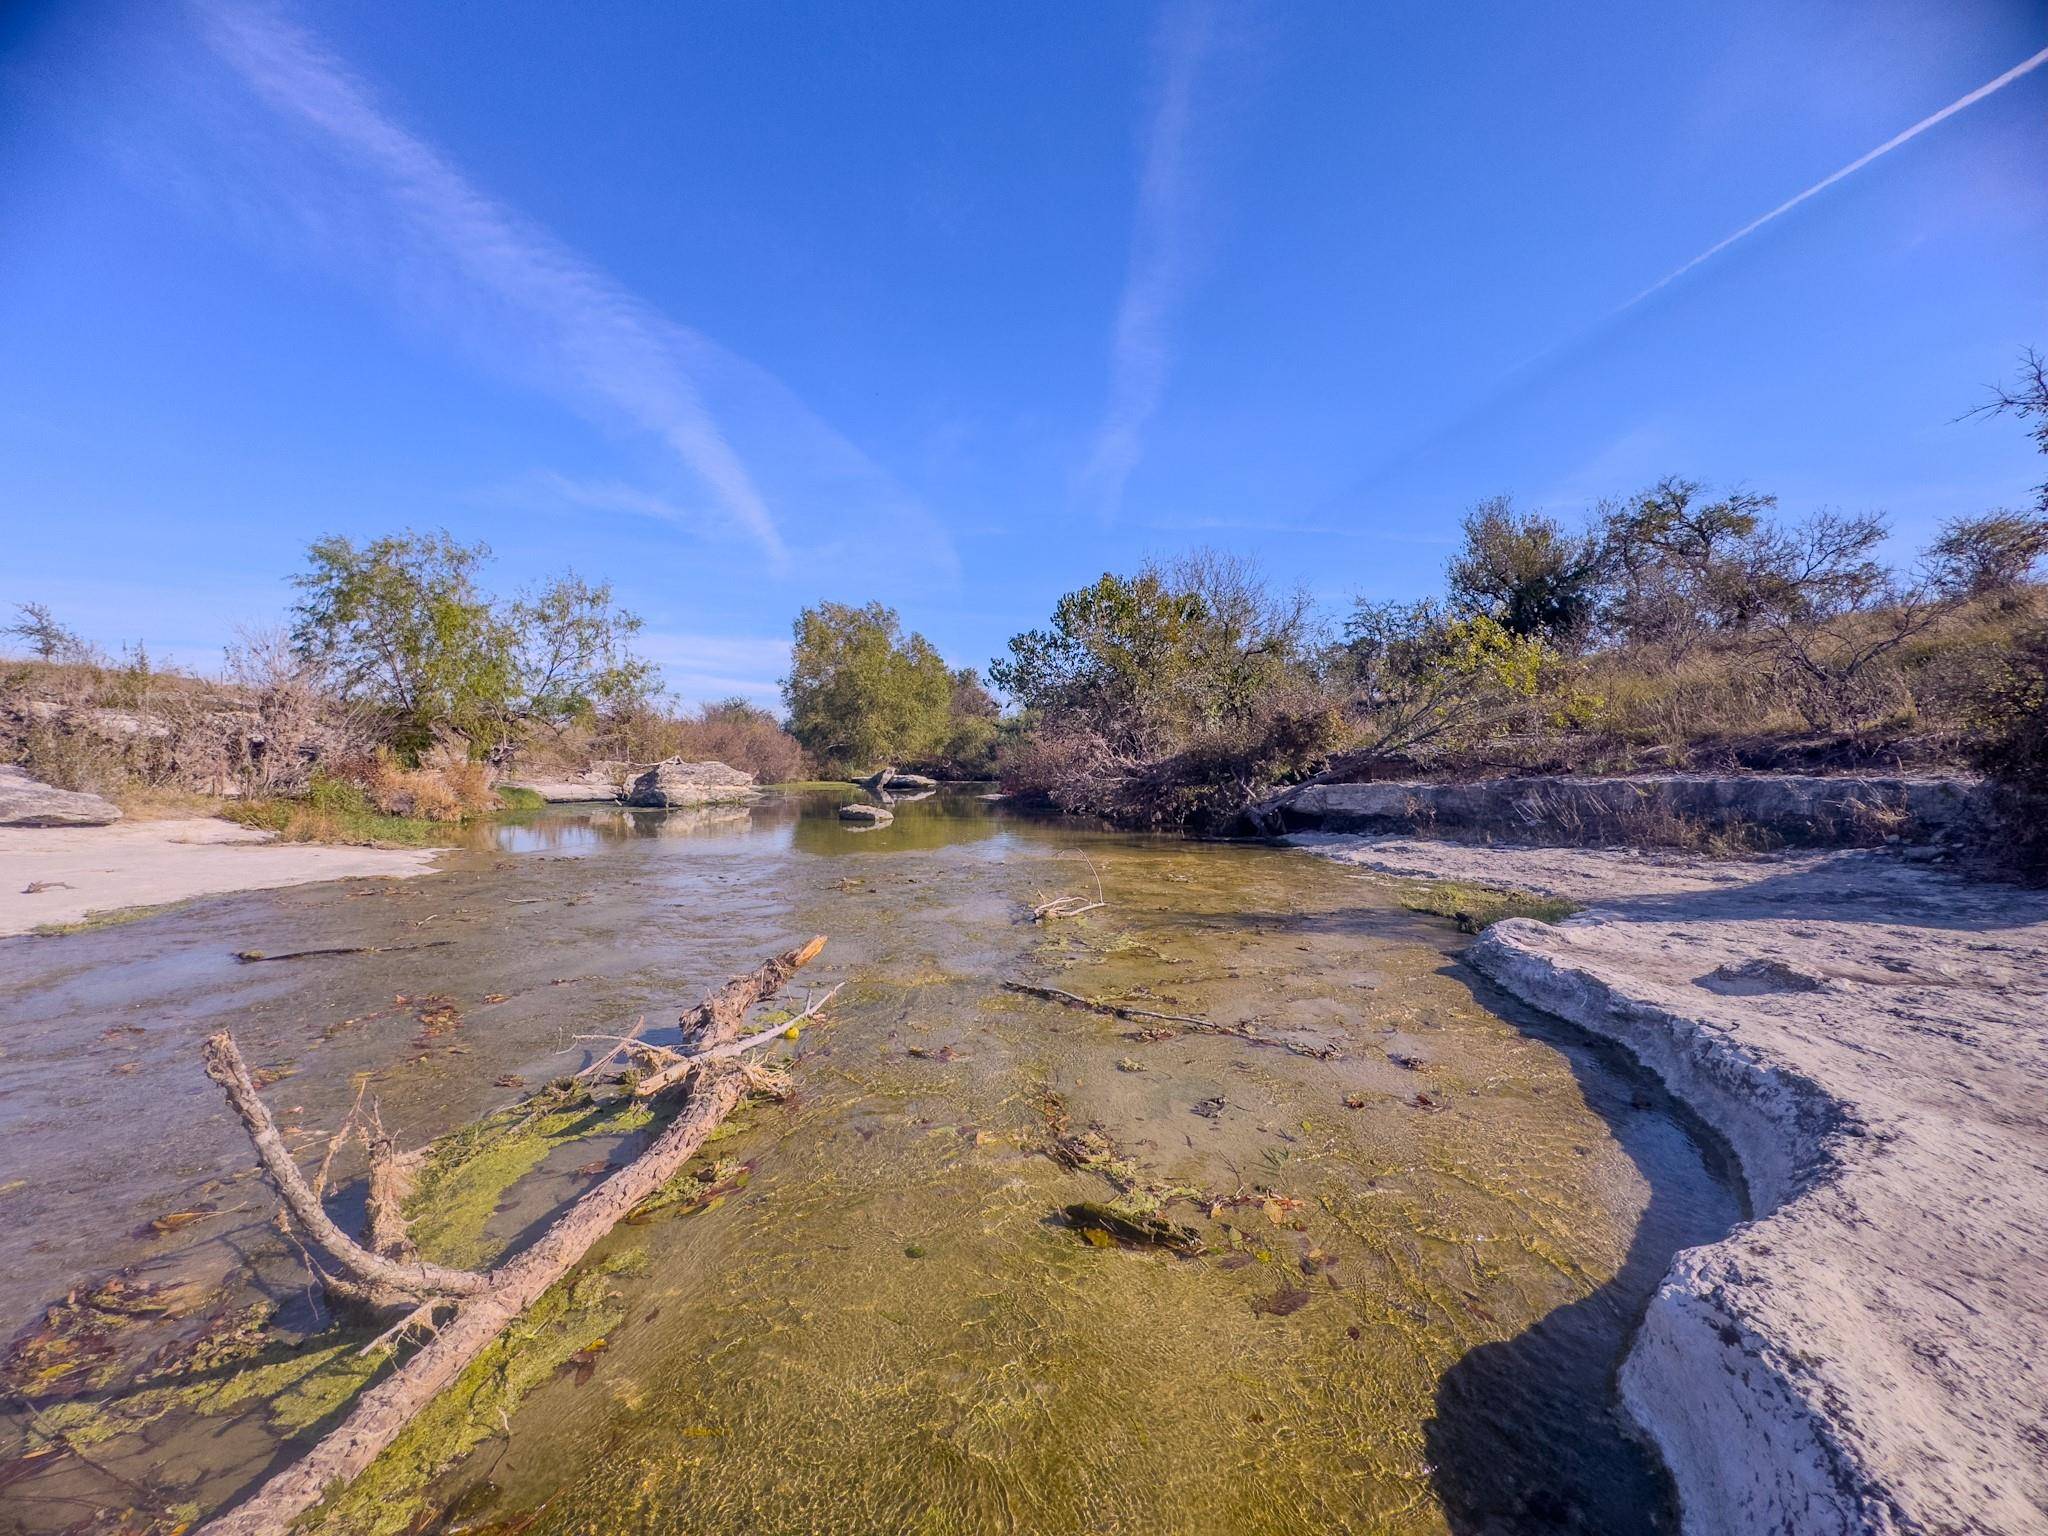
(1622, 44), (2048, 312)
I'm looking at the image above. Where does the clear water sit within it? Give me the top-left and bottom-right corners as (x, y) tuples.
(0, 789), (1740, 1534)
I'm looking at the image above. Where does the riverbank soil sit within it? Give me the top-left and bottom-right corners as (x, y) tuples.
(1296, 834), (2048, 1534)
(0, 791), (1736, 1534)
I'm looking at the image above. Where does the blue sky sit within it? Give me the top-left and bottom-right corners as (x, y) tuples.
(2, 1), (2043, 706)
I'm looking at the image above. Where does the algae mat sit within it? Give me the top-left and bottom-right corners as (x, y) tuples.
(0, 790), (1739, 1534)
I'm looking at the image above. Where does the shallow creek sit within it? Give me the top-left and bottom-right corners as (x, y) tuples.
(0, 789), (1740, 1534)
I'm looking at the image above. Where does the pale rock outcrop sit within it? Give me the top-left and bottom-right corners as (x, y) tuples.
(0, 765), (122, 828)
(624, 758), (758, 809)
(1296, 834), (2048, 1534)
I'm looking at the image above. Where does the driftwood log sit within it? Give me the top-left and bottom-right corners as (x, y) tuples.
(194, 936), (828, 1536)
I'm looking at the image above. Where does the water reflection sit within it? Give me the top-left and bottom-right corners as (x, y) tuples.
(489, 787), (1016, 859)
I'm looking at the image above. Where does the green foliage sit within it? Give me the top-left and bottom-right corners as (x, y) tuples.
(223, 772), (462, 848)
(783, 601), (955, 774)
(2, 601), (94, 664)
(510, 571), (658, 726)
(1340, 599), (1553, 762)
(291, 531), (653, 758)
(293, 531), (517, 756)
(494, 784), (547, 811)
(990, 552), (1312, 757)
(1601, 479), (1888, 645)
(1964, 623), (2048, 875)
(1446, 497), (1610, 643)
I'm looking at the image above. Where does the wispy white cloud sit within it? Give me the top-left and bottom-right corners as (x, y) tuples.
(1080, 0), (1222, 519)
(190, 1), (918, 575)
(526, 472), (710, 535)
(1620, 45), (2048, 314)
(635, 632), (790, 707)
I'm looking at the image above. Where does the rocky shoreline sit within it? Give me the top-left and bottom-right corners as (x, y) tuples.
(1294, 834), (2048, 1534)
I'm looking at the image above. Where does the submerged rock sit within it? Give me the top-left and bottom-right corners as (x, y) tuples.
(1254, 772), (1996, 848)
(624, 758), (758, 809)
(0, 766), (122, 828)
(1061, 1202), (1204, 1254)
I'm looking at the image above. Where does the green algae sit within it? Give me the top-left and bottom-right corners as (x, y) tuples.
(31, 901), (195, 937)
(297, 1252), (645, 1536)
(1395, 879), (1578, 931)
(404, 1081), (655, 1269)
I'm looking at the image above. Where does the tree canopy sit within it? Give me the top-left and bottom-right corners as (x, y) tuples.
(782, 601), (954, 774)
(291, 531), (653, 756)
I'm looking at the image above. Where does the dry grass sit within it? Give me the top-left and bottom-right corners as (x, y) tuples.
(1490, 587), (2048, 775)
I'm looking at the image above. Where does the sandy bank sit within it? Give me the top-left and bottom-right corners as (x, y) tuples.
(1, 818), (444, 937)
(1294, 834), (2048, 1535)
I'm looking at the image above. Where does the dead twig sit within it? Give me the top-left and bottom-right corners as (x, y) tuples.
(572, 1016), (652, 1081)
(233, 941), (455, 965)
(1000, 982), (1336, 1060)
(1030, 853), (1107, 922)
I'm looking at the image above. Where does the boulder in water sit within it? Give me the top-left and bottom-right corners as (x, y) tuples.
(838, 803), (893, 825)
(625, 759), (758, 809)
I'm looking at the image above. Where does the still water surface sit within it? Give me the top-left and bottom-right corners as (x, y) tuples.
(0, 790), (1740, 1534)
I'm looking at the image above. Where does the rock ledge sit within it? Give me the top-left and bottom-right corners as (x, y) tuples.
(0, 766), (122, 828)
(1295, 834), (2048, 1535)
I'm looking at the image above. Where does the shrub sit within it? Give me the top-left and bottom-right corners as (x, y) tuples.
(1925, 512), (2048, 599)
(364, 752), (496, 822)
(1962, 624), (2048, 876)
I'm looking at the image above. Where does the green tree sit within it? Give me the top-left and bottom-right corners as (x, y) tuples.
(4, 602), (93, 664)
(1340, 598), (1552, 761)
(783, 601), (954, 774)
(990, 552), (1310, 755)
(292, 531), (651, 756)
(1924, 511), (2048, 599)
(1446, 497), (1609, 644)
(511, 573), (658, 727)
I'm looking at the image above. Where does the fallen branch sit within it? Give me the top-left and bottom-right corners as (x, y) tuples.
(631, 938), (830, 1099)
(195, 935), (829, 1536)
(202, 1035), (489, 1301)
(654, 982), (844, 1072)
(1000, 982), (1336, 1060)
(1030, 854), (1107, 922)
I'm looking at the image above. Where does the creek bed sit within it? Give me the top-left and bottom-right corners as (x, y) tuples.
(0, 789), (1740, 1534)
